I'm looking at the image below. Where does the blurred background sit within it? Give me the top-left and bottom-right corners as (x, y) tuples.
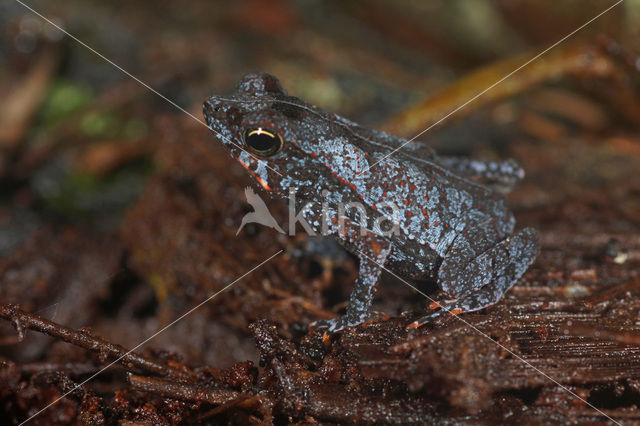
(1, 0), (640, 376)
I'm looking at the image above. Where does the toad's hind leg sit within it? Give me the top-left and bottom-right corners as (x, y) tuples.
(410, 227), (539, 327)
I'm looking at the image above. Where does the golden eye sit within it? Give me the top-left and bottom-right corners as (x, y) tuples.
(243, 128), (282, 157)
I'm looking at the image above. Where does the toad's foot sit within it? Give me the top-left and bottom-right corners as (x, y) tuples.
(310, 311), (389, 333)
(406, 301), (463, 329)
(407, 283), (514, 329)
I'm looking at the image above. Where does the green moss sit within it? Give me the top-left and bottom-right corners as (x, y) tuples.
(39, 80), (93, 127)
(122, 118), (149, 140)
(35, 160), (154, 219)
(80, 111), (122, 138)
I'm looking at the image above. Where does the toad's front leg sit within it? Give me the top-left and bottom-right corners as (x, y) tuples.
(310, 222), (391, 333)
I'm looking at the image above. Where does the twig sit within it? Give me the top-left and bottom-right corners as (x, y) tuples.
(193, 395), (263, 423)
(0, 304), (194, 380)
(18, 361), (103, 377)
(127, 374), (243, 404)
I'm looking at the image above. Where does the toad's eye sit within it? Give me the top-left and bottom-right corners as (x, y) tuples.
(243, 128), (282, 157)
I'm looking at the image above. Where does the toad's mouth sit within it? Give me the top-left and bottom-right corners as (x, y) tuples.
(235, 157), (272, 191)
